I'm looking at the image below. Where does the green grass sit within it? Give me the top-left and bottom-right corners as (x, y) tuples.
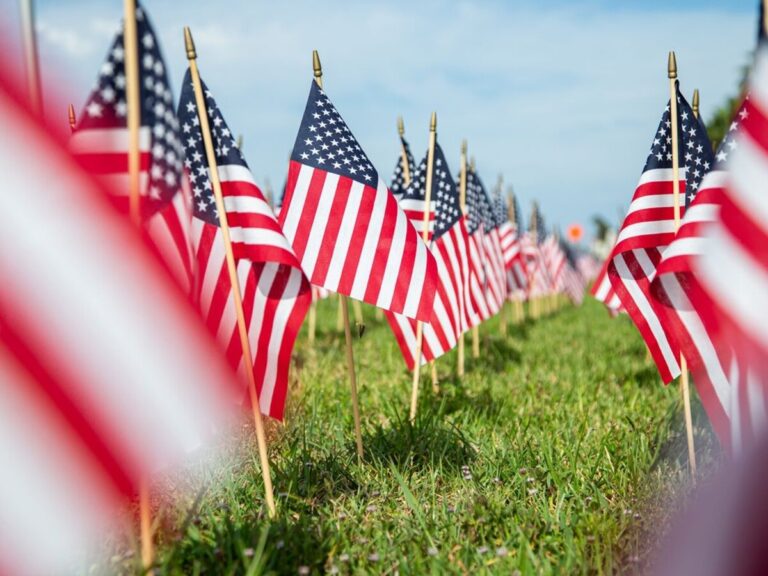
(106, 297), (720, 575)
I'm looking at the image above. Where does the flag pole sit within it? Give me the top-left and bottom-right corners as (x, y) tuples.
(19, 0), (42, 115)
(313, 50), (365, 460)
(122, 0), (155, 566)
(409, 112), (437, 422)
(457, 140), (468, 378)
(508, 186), (523, 324)
(530, 202), (540, 319)
(496, 174), (508, 337)
(124, 0), (141, 227)
(185, 27), (277, 516)
(469, 156), (480, 359)
(668, 51), (697, 478)
(68, 104), (76, 133)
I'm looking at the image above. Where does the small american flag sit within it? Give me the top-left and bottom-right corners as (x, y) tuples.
(398, 152), (436, 240)
(69, 3), (193, 292)
(278, 81), (438, 321)
(177, 71), (311, 420)
(494, 192), (527, 295)
(607, 83), (713, 384)
(390, 134), (415, 201)
(386, 143), (474, 368)
(663, 51), (768, 450)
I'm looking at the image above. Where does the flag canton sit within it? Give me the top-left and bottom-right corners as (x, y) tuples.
(77, 4), (183, 210)
(492, 192), (508, 228)
(432, 144), (461, 239)
(465, 171), (483, 234)
(401, 154), (428, 202)
(511, 194), (523, 230)
(291, 81), (378, 186)
(177, 70), (247, 225)
(528, 207), (545, 241)
(644, 86), (714, 207)
(713, 99), (748, 169)
(475, 173), (497, 231)
(390, 136), (415, 196)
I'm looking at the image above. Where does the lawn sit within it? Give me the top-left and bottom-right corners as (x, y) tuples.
(108, 296), (719, 575)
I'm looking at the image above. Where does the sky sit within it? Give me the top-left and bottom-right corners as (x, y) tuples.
(3, 0), (758, 237)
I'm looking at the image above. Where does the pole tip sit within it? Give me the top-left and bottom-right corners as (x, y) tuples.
(470, 156), (476, 172)
(692, 88), (700, 113)
(184, 26), (196, 60)
(429, 111), (437, 132)
(68, 104), (76, 130)
(312, 50), (322, 81)
(461, 139), (467, 154)
(667, 51), (677, 79)
(397, 116), (405, 136)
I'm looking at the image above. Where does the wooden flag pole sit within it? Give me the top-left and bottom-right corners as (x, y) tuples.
(122, 0), (155, 567)
(398, 116), (412, 185)
(469, 157), (480, 358)
(313, 50), (364, 460)
(68, 104), (76, 133)
(185, 27), (277, 516)
(124, 0), (141, 227)
(530, 202), (539, 319)
(457, 140), (468, 378)
(496, 174), (508, 338)
(668, 51), (697, 478)
(507, 186), (524, 324)
(409, 112), (437, 422)
(19, 0), (42, 115)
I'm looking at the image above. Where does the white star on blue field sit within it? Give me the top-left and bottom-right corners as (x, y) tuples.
(2, 0), (757, 239)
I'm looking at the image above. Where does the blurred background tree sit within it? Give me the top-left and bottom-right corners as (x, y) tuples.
(705, 62), (750, 150)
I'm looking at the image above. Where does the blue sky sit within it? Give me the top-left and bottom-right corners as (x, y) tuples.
(3, 0), (758, 236)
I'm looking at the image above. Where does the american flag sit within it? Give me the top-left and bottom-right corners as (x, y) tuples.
(606, 83), (712, 384)
(591, 259), (623, 315)
(177, 71), (311, 420)
(464, 169), (491, 323)
(669, 49), (768, 450)
(0, 68), (239, 575)
(69, 3), (193, 292)
(465, 169), (506, 320)
(502, 192), (529, 299)
(278, 81), (438, 321)
(398, 152), (436, 240)
(386, 144), (473, 368)
(390, 134), (415, 201)
(560, 241), (586, 304)
(649, 104), (736, 448)
(523, 206), (553, 299)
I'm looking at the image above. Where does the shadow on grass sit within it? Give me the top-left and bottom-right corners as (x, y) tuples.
(362, 404), (476, 473)
(438, 376), (506, 420)
(163, 506), (333, 575)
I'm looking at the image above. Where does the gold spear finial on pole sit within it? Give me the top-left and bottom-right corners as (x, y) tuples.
(470, 156), (476, 173)
(312, 50), (323, 88)
(183, 25), (277, 517)
(668, 51), (677, 79)
(68, 104), (76, 133)
(397, 115), (405, 136)
(507, 185), (516, 223)
(692, 89), (700, 119)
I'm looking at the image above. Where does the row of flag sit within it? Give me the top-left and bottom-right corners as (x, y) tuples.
(2, 1), (590, 573)
(592, 6), (768, 457)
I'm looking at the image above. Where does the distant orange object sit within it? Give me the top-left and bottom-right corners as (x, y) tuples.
(566, 223), (584, 243)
